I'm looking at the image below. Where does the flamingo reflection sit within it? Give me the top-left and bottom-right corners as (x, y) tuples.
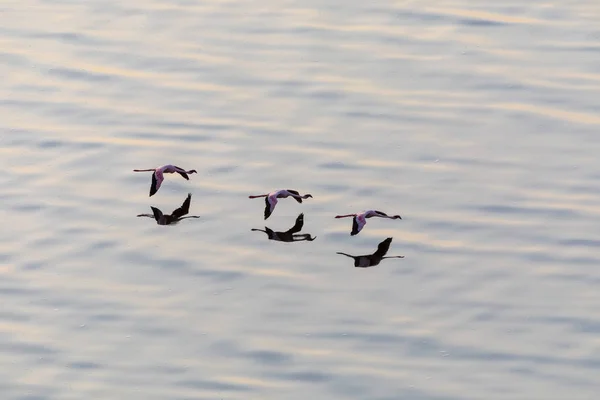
(337, 237), (404, 268)
(252, 213), (316, 242)
(137, 193), (200, 225)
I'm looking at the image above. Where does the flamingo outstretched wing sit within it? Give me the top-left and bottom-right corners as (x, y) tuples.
(150, 206), (164, 222)
(150, 173), (162, 197)
(373, 237), (393, 258)
(351, 217), (366, 236)
(264, 197), (274, 220)
(174, 166), (190, 180)
(286, 213), (304, 234)
(286, 189), (303, 203)
(171, 194), (192, 219)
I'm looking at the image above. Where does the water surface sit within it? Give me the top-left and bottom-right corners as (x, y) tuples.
(2, 1), (600, 399)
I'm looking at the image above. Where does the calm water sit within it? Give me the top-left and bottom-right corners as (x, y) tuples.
(2, 1), (600, 399)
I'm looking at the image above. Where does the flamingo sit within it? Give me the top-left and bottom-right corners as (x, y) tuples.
(248, 189), (313, 219)
(251, 213), (316, 242)
(335, 210), (401, 236)
(133, 165), (197, 196)
(137, 193), (200, 225)
(337, 237), (404, 268)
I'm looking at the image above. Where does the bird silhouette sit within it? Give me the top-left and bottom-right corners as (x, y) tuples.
(337, 237), (404, 267)
(249, 189), (313, 219)
(335, 210), (401, 236)
(133, 165), (197, 196)
(251, 213), (316, 242)
(137, 193), (200, 225)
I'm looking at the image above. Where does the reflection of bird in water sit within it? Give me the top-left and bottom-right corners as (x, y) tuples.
(251, 213), (316, 242)
(133, 164), (197, 196)
(335, 210), (402, 236)
(137, 193), (200, 225)
(248, 189), (313, 219)
(337, 237), (404, 268)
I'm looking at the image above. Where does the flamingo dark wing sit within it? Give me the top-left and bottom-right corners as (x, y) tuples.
(286, 213), (304, 234)
(373, 237), (393, 258)
(176, 170), (190, 180)
(150, 173), (159, 196)
(171, 193), (192, 219)
(286, 189), (303, 203)
(351, 217), (360, 236)
(150, 206), (164, 222)
(264, 227), (276, 239)
(264, 197), (273, 220)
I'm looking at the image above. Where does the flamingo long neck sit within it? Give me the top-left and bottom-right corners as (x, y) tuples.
(133, 169), (156, 172)
(249, 194), (268, 198)
(335, 214), (357, 218)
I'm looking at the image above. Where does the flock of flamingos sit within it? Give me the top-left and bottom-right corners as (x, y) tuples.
(133, 164), (405, 268)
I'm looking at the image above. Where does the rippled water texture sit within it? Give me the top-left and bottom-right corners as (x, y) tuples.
(2, 1), (600, 399)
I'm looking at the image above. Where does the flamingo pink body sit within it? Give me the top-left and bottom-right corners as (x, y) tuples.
(133, 164), (197, 196)
(335, 210), (401, 236)
(248, 189), (313, 219)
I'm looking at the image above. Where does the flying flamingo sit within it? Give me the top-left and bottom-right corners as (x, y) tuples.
(248, 189), (313, 219)
(137, 193), (200, 225)
(337, 237), (404, 268)
(133, 165), (197, 196)
(335, 210), (401, 236)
